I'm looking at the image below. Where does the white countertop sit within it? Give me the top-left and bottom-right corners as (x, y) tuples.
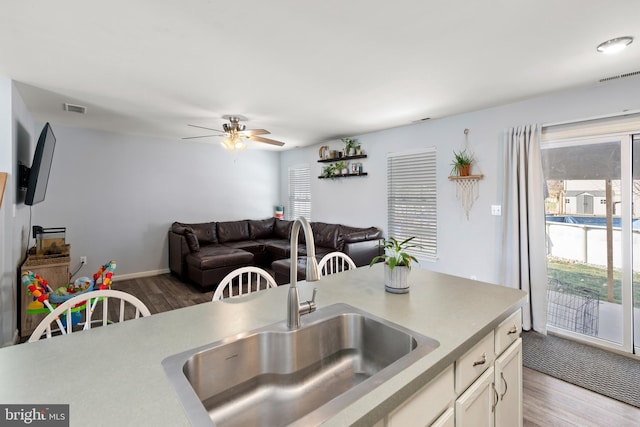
(0, 264), (525, 426)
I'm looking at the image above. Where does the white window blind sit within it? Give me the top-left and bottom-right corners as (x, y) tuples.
(387, 148), (437, 260)
(288, 165), (311, 220)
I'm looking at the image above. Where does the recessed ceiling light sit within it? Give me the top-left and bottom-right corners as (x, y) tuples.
(597, 36), (634, 54)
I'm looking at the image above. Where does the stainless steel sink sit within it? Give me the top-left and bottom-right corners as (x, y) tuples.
(162, 303), (439, 426)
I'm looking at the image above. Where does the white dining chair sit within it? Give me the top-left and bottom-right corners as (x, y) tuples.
(318, 252), (356, 277)
(29, 289), (151, 343)
(212, 266), (278, 301)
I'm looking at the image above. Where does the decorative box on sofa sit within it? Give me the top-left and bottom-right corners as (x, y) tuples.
(168, 218), (383, 289)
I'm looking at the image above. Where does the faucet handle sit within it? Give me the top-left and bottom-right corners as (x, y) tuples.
(300, 288), (318, 316)
(309, 288), (318, 310)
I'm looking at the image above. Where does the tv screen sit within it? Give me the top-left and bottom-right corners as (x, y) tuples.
(25, 122), (56, 206)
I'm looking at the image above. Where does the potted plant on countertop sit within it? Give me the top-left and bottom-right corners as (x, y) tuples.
(450, 149), (474, 177)
(370, 236), (421, 293)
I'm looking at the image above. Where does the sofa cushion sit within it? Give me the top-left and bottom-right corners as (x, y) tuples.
(185, 245), (254, 270)
(223, 240), (266, 254)
(183, 228), (200, 252)
(311, 222), (343, 251)
(217, 220), (250, 243)
(342, 225), (383, 243)
(264, 239), (292, 260)
(249, 218), (276, 239)
(274, 219), (293, 239)
(172, 221), (218, 244)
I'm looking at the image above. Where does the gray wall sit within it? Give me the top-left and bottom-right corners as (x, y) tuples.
(31, 126), (282, 279)
(1, 80), (36, 346)
(279, 76), (640, 285)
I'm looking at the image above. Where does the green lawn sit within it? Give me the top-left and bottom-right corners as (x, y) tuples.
(547, 257), (640, 307)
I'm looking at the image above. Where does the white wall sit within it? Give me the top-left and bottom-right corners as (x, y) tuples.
(279, 76), (640, 285)
(31, 126), (281, 278)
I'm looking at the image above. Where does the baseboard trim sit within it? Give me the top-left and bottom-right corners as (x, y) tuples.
(112, 268), (170, 282)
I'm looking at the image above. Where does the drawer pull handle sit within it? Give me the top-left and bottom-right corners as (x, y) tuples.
(472, 352), (487, 367)
(491, 382), (499, 413)
(500, 372), (508, 400)
(507, 324), (518, 335)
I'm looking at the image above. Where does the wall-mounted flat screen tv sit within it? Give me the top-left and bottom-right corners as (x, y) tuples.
(25, 122), (56, 206)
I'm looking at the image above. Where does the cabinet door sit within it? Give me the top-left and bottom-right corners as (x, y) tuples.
(431, 407), (454, 427)
(387, 365), (454, 427)
(494, 338), (522, 427)
(455, 366), (495, 427)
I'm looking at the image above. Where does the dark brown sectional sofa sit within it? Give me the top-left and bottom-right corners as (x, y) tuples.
(169, 218), (383, 289)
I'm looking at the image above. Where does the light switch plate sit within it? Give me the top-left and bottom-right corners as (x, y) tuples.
(491, 205), (502, 216)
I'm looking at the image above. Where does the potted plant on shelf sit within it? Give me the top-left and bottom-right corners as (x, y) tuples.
(341, 137), (360, 157)
(369, 236), (421, 293)
(450, 149), (474, 177)
(334, 160), (348, 175)
(323, 164), (337, 179)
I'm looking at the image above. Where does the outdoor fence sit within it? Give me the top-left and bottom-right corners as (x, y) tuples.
(546, 221), (640, 271)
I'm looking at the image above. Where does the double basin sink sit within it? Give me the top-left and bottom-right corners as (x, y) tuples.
(162, 303), (439, 426)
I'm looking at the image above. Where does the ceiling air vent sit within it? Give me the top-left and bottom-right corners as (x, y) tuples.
(599, 70), (640, 83)
(63, 103), (87, 114)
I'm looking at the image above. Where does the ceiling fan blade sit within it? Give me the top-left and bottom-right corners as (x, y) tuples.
(248, 135), (285, 146)
(240, 129), (270, 136)
(188, 124), (224, 133)
(181, 134), (221, 140)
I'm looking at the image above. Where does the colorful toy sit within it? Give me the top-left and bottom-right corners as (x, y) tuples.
(23, 260), (117, 336)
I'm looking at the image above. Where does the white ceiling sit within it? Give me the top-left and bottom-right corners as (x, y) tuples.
(1, 1), (639, 150)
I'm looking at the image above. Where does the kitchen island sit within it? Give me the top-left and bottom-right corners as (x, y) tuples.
(0, 264), (526, 426)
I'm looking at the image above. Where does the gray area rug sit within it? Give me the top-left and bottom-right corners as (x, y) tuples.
(522, 331), (640, 408)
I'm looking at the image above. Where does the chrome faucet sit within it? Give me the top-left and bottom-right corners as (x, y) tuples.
(287, 217), (319, 329)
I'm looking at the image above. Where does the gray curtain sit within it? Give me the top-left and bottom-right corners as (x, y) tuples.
(501, 124), (548, 333)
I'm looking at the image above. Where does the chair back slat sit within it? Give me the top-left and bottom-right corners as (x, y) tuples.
(212, 267), (277, 301)
(318, 252), (356, 277)
(28, 290), (151, 343)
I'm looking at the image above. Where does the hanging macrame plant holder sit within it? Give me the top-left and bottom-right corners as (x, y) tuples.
(449, 175), (483, 219)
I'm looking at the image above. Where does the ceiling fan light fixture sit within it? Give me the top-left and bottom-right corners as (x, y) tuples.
(597, 36), (633, 54)
(232, 134), (246, 151)
(221, 136), (235, 151)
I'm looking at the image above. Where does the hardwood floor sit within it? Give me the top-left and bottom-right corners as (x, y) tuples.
(523, 367), (640, 427)
(113, 274), (640, 426)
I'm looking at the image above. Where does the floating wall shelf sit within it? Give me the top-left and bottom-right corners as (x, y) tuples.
(318, 172), (368, 179)
(317, 154), (367, 163)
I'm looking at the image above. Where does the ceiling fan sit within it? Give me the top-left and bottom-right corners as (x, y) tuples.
(182, 115), (285, 151)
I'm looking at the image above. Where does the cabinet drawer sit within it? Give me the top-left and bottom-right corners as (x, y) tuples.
(495, 309), (522, 355)
(387, 365), (454, 427)
(455, 331), (495, 394)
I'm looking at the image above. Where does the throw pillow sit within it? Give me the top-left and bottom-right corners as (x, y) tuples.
(183, 228), (200, 252)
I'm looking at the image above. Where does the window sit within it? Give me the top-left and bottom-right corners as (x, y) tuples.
(387, 148), (437, 260)
(287, 165), (311, 220)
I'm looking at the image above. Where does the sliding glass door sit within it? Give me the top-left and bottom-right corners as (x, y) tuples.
(634, 134), (640, 355)
(542, 134), (634, 353)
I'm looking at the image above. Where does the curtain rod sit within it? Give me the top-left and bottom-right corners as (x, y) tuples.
(542, 108), (640, 129)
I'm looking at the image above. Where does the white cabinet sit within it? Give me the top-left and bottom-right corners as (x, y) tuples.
(431, 407), (455, 427)
(494, 338), (523, 427)
(383, 365), (454, 427)
(455, 366), (495, 427)
(377, 308), (522, 427)
(455, 309), (523, 427)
